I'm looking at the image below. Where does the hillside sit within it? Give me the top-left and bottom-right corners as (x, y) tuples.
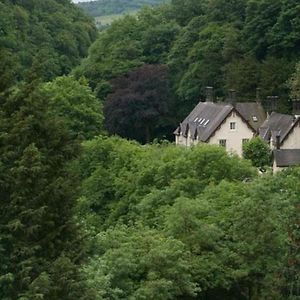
(1, 0), (300, 299)
(0, 0), (97, 91)
(0, 1), (100, 298)
(77, 0), (165, 17)
(74, 0), (300, 142)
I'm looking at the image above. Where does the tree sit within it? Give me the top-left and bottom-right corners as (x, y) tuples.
(288, 61), (300, 100)
(73, 14), (145, 99)
(76, 134), (295, 299)
(104, 64), (173, 143)
(243, 0), (282, 58)
(217, 177), (292, 299)
(73, 6), (179, 100)
(83, 225), (199, 300)
(243, 137), (271, 171)
(268, 0), (300, 57)
(174, 23), (239, 106)
(76, 137), (255, 229)
(0, 83), (88, 299)
(41, 76), (104, 140)
(268, 168), (300, 299)
(206, 0), (247, 24)
(0, 0), (97, 94)
(224, 55), (260, 100)
(170, 0), (206, 26)
(141, 21), (180, 64)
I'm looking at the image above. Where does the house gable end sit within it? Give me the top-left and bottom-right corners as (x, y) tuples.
(280, 117), (300, 146)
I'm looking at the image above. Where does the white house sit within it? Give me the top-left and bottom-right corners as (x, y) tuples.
(174, 96), (266, 157)
(175, 92), (300, 170)
(259, 111), (300, 171)
(273, 149), (300, 172)
(259, 112), (300, 150)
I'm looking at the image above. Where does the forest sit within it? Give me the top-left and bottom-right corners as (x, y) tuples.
(0, 0), (300, 299)
(74, 0), (300, 142)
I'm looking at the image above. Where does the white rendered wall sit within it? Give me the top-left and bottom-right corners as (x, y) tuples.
(177, 134), (187, 146)
(273, 160), (280, 173)
(281, 123), (300, 149)
(208, 112), (255, 157)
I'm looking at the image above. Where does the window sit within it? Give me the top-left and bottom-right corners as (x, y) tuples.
(252, 116), (258, 122)
(242, 138), (249, 145)
(203, 120), (210, 127)
(219, 139), (226, 148)
(230, 122), (236, 130)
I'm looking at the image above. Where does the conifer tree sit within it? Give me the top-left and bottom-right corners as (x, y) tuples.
(0, 83), (88, 299)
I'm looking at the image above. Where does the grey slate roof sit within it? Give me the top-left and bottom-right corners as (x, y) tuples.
(174, 101), (263, 141)
(273, 149), (300, 167)
(175, 102), (233, 142)
(235, 102), (266, 131)
(259, 112), (299, 144)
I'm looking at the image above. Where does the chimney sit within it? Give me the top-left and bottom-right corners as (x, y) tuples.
(265, 96), (278, 112)
(273, 96), (279, 110)
(205, 86), (214, 102)
(229, 89), (237, 105)
(276, 132), (281, 150)
(292, 100), (300, 117)
(256, 88), (261, 103)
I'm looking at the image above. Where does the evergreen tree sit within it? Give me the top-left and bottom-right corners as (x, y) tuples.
(0, 83), (88, 299)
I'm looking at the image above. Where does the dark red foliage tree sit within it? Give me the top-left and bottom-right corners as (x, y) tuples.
(104, 64), (173, 143)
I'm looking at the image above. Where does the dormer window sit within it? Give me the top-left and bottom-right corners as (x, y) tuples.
(230, 122), (236, 130)
(203, 120), (210, 127)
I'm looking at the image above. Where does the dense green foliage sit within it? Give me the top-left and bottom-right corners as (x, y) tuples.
(1, 0), (300, 299)
(41, 76), (104, 140)
(75, 136), (300, 299)
(288, 62), (300, 100)
(243, 137), (271, 171)
(0, 82), (87, 299)
(77, 0), (165, 17)
(74, 8), (180, 98)
(75, 0), (300, 141)
(0, 0), (99, 298)
(0, 0), (97, 91)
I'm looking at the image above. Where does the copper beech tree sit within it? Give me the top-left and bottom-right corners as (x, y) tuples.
(104, 64), (172, 144)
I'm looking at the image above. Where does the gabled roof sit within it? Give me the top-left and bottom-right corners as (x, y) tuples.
(174, 101), (259, 142)
(175, 102), (232, 142)
(259, 112), (300, 144)
(273, 149), (300, 167)
(235, 102), (266, 131)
